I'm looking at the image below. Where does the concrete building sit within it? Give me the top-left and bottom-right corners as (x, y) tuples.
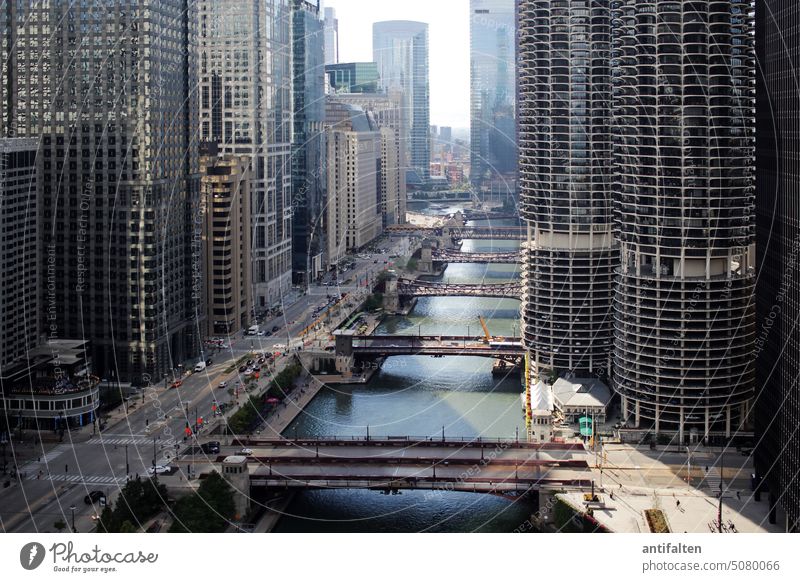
(200, 153), (252, 337)
(292, 0), (327, 285)
(518, 1), (617, 387)
(325, 102), (383, 265)
(198, 0), (294, 311)
(329, 91), (407, 227)
(470, 0), (517, 193)
(373, 21), (430, 186)
(2, 2), (201, 383)
(0, 138), (39, 371)
(325, 62), (381, 94)
(323, 6), (339, 65)
(552, 378), (612, 425)
(611, 0), (755, 440)
(755, 0), (800, 532)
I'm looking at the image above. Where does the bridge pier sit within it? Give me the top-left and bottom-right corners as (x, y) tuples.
(418, 243), (434, 274)
(383, 276), (400, 313)
(334, 331), (355, 374)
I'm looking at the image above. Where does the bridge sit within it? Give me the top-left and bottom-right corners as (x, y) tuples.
(217, 437), (592, 494)
(432, 249), (521, 264)
(349, 334), (523, 362)
(386, 224), (526, 241)
(397, 278), (523, 299)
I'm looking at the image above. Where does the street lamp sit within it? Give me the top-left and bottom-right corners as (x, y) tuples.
(70, 504), (77, 533)
(125, 444), (129, 478)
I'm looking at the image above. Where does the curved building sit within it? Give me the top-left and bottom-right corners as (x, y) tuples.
(611, 0), (755, 439)
(518, 1), (617, 380)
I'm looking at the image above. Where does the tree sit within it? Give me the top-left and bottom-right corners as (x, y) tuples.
(95, 477), (169, 533)
(169, 472), (236, 533)
(53, 519), (67, 533)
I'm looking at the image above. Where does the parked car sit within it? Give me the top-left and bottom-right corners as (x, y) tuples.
(238, 448), (253, 456)
(272, 325), (280, 333)
(238, 366), (247, 373)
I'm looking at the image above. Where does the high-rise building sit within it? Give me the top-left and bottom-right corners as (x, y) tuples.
(518, 1), (616, 387)
(373, 20), (430, 185)
(329, 91), (407, 226)
(0, 138), (39, 370)
(323, 6), (339, 65)
(2, 1), (200, 382)
(470, 0), (517, 193)
(292, 0), (327, 285)
(611, 0), (755, 441)
(200, 153), (252, 337)
(325, 102), (383, 263)
(755, 0), (800, 532)
(325, 62), (381, 94)
(198, 0), (294, 311)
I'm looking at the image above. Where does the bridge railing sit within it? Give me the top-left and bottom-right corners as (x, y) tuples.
(238, 435), (584, 450)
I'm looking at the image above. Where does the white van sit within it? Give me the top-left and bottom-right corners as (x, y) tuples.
(194, 361), (207, 372)
(246, 325), (260, 336)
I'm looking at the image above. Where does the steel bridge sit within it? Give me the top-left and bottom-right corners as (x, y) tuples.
(432, 249), (521, 263)
(350, 334), (524, 362)
(386, 225), (525, 240)
(225, 437), (592, 493)
(397, 278), (523, 299)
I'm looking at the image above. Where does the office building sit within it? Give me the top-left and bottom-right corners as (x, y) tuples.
(755, 0), (800, 532)
(2, 1), (200, 382)
(373, 20), (430, 185)
(326, 62), (381, 94)
(470, 0), (517, 193)
(323, 6), (339, 65)
(518, 1), (616, 386)
(200, 153), (253, 337)
(611, 0), (755, 441)
(198, 0), (294, 311)
(325, 102), (383, 264)
(292, 0), (327, 284)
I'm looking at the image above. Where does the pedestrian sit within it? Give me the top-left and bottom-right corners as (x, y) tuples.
(676, 499), (680, 508)
(65, 463), (68, 473)
(736, 491), (741, 500)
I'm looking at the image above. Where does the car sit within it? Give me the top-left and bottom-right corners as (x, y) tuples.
(253, 365), (261, 372)
(272, 325), (280, 332)
(244, 368), (254, 376)
(257, 357), (266, 365)
(218, 343), (229, 350)
(246, 359), (254, 366)
(170, 380), (183, 389)
(264, 330), (273, 337)
(205, 358), (213, 366)
(238, 448), (253, 456)
(238, 366), (247, 373)
(256, 331), (266, 336)
(272, 344), (285, 350)
(218, 381), (228, 389)
(148, 465), (170, 475)
(201, 442), (220, 454)
(84, 490), (105, 504)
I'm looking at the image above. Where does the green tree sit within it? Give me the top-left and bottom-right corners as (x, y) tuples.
(95, 477), (169, 533)
(53, 519), (67, 533)
(169, 472), (236, 533)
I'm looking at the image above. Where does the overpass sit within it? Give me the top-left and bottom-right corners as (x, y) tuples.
(397, 278), (523, 299)
(386, 224), (526, 241)
(220, 437), (592, 493)
(349, 334), (524, 362)
(432, 249), (521, 264)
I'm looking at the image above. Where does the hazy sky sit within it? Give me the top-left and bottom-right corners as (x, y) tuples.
(323, 0), (471, 130)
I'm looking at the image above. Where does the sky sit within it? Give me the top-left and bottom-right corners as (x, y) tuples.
(323, 0), (471, 130)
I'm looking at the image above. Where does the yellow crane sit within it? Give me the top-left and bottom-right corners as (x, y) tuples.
(478, 316), (492, 344)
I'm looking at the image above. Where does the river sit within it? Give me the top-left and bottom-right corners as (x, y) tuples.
(275, 214), (535, 532)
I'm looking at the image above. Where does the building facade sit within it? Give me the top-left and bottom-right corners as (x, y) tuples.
(373, 20), (430, 185)
(2, 1), (201, 383)
(325, 62), (381, 94)
(470, 0), (517, 194)
(755, 0), (800, 532)
(200, 153), (252, 337)
(292, 0), (327, 284)
(0, 138), (39, 371)
(325, 102), (383, 264)
(611, 0), (756, 441)
(323, 6), (339, 65)
(198, 0), (294, 312)
(518, 1), (617, 385)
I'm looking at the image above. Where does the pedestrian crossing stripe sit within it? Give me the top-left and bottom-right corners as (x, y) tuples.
(26, 474), (126, 484)
(89, 437), (177, 446)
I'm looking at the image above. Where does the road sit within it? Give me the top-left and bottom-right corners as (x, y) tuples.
(0, 235), (412, 533)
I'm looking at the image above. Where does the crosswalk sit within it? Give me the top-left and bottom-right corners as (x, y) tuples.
(704, 466), (723, 492)
(18, 444), (70, 471)
(89, 435), (177, 447)
(25, 473), (126, 485)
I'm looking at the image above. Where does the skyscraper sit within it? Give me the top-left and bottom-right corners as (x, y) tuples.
(323, 7), (339, 65)
(470, 0), (517, 194)
(292, 0), (326, 285)
(2, 1), (200, 382)
(755, 0), (800, 532)
(373, 20), (430, 185)
(518, 1), (616, 385)
(198, 0), (294, 311)
(611, 0), (755, 441)
(326, 62), (381, 94)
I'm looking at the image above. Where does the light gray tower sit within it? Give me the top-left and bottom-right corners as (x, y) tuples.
(323, 7), (339, 65)
(198, 0), (294, 310)
(611, 0), (755, 442)
(518, 1), (617, 384)
(2, 1), (200, 382)
(373, 20), (430, 185)
(470, 0), (517, 194)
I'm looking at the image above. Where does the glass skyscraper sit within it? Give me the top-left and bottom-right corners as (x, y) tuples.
(373, 20), (430, 185)
(470, 0), (517, 193)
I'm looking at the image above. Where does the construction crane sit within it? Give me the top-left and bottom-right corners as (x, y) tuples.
(478, 316), (492, 344)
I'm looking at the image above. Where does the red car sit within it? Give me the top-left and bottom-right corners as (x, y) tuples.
(171, 380), (183, 389)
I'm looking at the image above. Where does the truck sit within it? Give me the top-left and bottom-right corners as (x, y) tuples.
(246, 324), (260, 336)
(194, 361), (207, 372)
